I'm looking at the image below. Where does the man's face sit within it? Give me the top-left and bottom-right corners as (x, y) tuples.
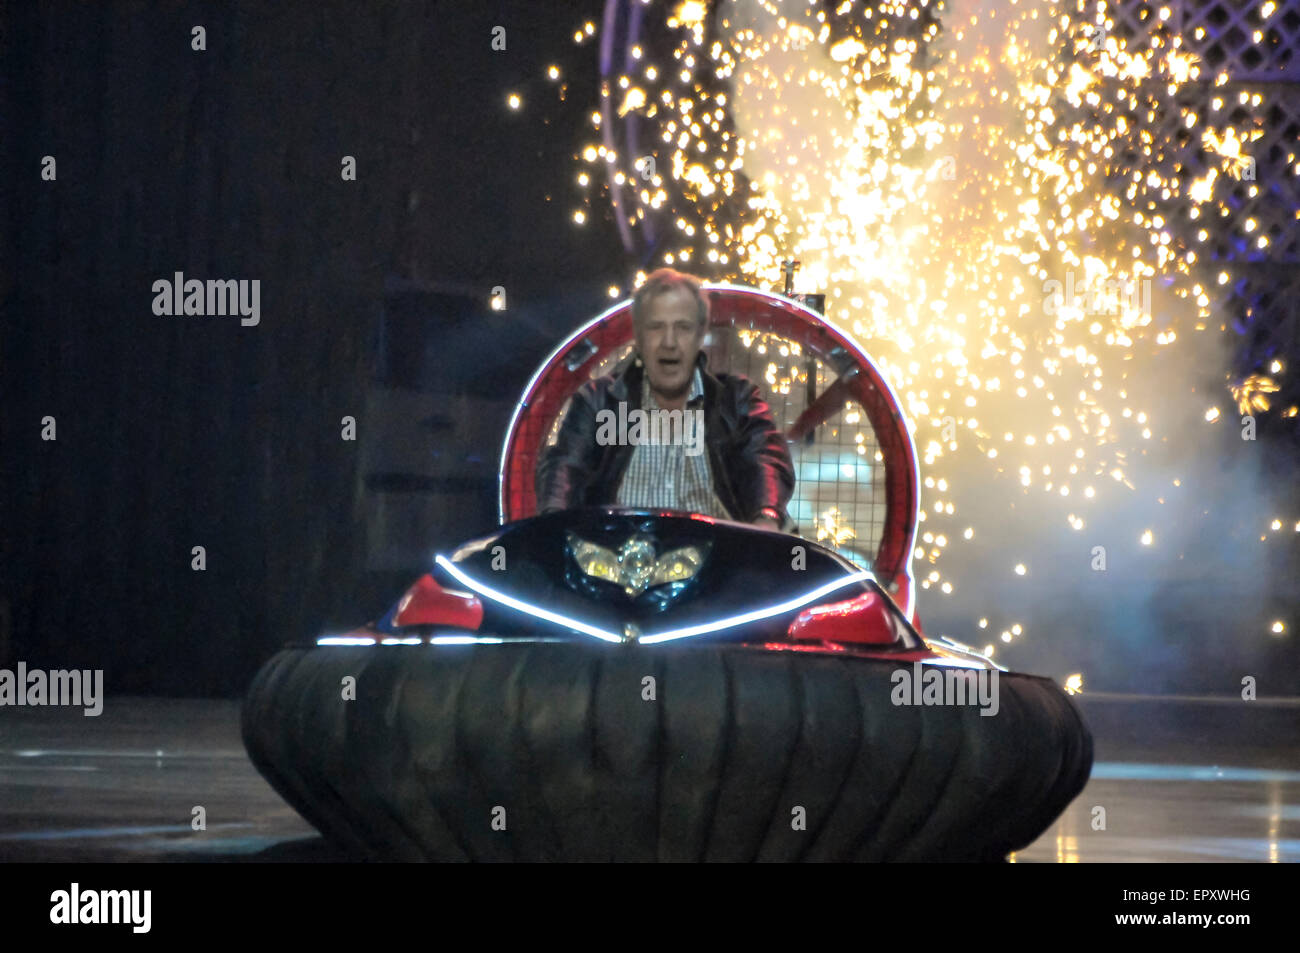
(635, 286), (705, 401)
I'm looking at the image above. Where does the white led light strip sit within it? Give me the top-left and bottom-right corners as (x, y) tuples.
(316, 634), (507, 647)
(435, 555), (624, 643)
(638, 570), (873, 643)
(435, 554), (872, 644)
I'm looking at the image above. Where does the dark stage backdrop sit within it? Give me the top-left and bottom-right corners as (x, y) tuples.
(5, 2), (1297, 698)
(2, 1), (622, 694)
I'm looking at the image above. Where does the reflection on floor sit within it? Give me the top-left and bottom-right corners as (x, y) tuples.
(1, 697), (1294, 862)
(1012, 765), (1298, 863)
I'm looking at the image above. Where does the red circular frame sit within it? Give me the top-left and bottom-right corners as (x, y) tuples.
(498, 285), (921, 616)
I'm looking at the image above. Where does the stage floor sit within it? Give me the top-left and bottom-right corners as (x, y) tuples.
(1, 697), (1295, 862)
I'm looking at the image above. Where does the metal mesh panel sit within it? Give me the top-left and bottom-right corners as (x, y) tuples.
(543, 344), (637, 448)
(705, 327), (887, 570)
(1103, 0), (1300, 393)
(1110, 0), (1300, 81)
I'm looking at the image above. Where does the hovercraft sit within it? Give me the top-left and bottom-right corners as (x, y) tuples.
(242, 286), (1092, 861)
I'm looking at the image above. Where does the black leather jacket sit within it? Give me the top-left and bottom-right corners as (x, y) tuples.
(535, 353), (795, 522)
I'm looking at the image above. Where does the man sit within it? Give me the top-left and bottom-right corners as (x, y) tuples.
(536, 268), (794, 529)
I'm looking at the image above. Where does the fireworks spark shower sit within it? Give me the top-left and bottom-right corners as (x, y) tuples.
(560, 0), (1298, 661)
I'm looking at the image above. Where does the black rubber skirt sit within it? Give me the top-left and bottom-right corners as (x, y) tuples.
(242, 643), (1092, 861)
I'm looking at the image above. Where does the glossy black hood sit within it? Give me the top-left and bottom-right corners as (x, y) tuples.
(433, 507), (875, 643)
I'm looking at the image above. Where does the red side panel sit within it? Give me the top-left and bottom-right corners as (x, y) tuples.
(787, 591), (899, 645)
(393, 574), (484, 630)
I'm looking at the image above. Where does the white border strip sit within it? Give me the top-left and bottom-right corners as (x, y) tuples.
(436, 554), (624, 643)
(638, 570), (873, 643)
(436, 554), (872, 645)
